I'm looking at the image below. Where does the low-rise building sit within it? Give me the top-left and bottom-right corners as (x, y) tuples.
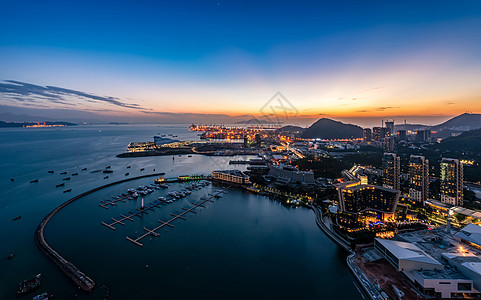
(374, 238), (443, 271)
(127, 142), (157, 152)
(268, 165), (315, 186)
(212, 170), (250, 185)
(375, 238), (480, 298)
(454, 223), (481, 250)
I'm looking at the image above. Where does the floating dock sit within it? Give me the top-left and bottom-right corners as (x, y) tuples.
(99, 197), (127, 209)
(125, 188), (228, 247)
(34, 172), (167, 292)
(101, 200), (166, 229)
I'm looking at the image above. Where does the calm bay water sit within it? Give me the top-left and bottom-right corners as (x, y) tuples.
(0, 124), (360, 299)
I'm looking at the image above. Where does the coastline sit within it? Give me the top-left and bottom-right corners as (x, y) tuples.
(310, 204), (383, 300)
(35, 172), (166, 292)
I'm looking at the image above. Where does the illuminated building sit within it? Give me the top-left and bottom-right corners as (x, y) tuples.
(409, 155), (429, 204)
(336, 181), (400, 228)
(363, 128), (372, 141)
(416, 130), (432, 143)
(268, 165), (315, 186)
(385, 119), (394, 137)
(440, 158), (463, 206)
(382, 153), (400, 191)
(372, 127), (382, 141)
(212, 170), (250, 185)
(127, 142), (157, 152)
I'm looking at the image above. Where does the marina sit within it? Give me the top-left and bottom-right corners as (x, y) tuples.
(1, 124), (361, 299)
(34, 172), (168, 292)
(125, 187), (229, 247)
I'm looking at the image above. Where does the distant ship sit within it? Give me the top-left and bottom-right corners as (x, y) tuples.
(17, 274), (41, 295)
(103, 170), (113, 173)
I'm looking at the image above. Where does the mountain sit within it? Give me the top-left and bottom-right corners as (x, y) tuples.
(394, 124), (430, 131)
(301, 118), (363, 139)
(234, 118), (275, 125)
(432, 113), (481, 131)
(437, 128), (481, 153)
(275, 125), (305, 135)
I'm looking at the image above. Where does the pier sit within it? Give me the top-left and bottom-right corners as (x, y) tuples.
(102, 200), (166, 229)
(126, 188), (228, 247)
(35, 172), (167, 292)
(99, 197), (126, 209)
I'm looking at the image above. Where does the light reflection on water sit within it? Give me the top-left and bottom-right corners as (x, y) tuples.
(0, 124), (359, 299)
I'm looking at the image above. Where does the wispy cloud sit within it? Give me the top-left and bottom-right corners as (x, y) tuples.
(0, 80), (145, 110)
(356, 106), (400, 113)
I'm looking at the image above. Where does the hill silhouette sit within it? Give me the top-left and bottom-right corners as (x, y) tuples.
(301, 118), (363, 139)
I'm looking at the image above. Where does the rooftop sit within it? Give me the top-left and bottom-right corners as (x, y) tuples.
(416, 269), (468, 280)
(376, 238), (443, 267)
(213, 170), (249, 178)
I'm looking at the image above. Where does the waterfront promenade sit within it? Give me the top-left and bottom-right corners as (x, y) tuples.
(35, 172), (167, 291)
(310, 205), (383, 300)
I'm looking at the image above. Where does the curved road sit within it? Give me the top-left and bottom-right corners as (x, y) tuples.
(35, 172), (166, 291)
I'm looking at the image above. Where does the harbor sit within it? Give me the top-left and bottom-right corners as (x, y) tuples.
(1, 124), (360, 299)
(125, 187), (228, 247)
(34, 172), (168, 292)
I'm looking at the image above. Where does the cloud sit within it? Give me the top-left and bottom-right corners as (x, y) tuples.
(375, 106), (400, 111)
(0, 80), (145, 110)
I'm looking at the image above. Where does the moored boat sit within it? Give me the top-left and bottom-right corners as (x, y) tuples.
(32, 292), (51, 300)
(17, 274), (41, 295)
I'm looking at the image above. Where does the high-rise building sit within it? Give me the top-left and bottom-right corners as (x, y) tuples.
(373, 127), (387, 141)
(440, 158), (464, 206)
(416, 130), (432, 143)
(385, 119), (394, 137)
(382, 153), (400, 191)
(409, 155), (429, 204)
(398, 130), (407, 141)
(380, 127), (388, 140)
(336, 181), (400, 228)
(384, 137), (395, 152)
(363, 128), (372, 141)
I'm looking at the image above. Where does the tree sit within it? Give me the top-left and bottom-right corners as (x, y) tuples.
(455, 213), (466, 223)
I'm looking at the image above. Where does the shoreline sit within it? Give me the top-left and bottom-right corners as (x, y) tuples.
(35, 172), (166, 292)
(310, 204), (382, 300)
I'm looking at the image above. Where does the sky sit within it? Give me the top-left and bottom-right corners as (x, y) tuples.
(1, 0), (481, 127)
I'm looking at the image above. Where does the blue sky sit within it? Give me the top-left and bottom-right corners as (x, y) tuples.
(1, 0), (481, 125)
